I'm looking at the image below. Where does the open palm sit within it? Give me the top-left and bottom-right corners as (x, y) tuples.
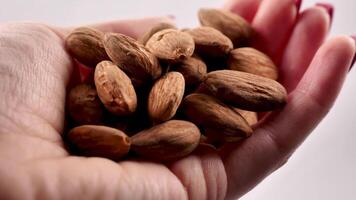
(0, 0), (354, 199)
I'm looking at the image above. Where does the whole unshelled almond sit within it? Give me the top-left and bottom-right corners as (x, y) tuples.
(146, 29), (195, 62)
(148, 72), (185, 123)
(65, 27), (109, 67)
(68, 84), (104, 125)
(198, 8), (253, 47)
(183, 93), (253, 140)
(185, 26), (233, 57)
(131, 120), (201, 161)
(228, 48), (278, 80)
(232, 108), (258, 126)
(103, 33), (161, 86)
(94, 61), (137, 115)
(67, 125), (130, 160)
(202, 70), (287, 111)
(172, 55), (207, 86)
(139, 22), (177, 45)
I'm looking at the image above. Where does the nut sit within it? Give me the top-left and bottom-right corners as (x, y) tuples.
(94, 60), (137, 115)
(103, 32), (161, 86)
(228, 47), (278, 80)
(185, 26), (233, 57)
(172, 55), (207, 86)
(67, 125), (131, 160)
(131, 120), (201, 161)
(139, 22), (177, 45)
(182, 93), (253, 140)
(198, 8), (253, 47)
(232, 108), (258, 126)
(65, 27), (109, 67)
(67, 84), (104, 125)
(202, 70), (287, 111)
(148, 72), (185, 123)
(146, 29), (195, 62)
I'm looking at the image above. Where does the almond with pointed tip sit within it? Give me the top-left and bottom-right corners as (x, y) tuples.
(65, 27), (109, 67)
(172, 55), (207, 86)
(139, 22), (177, 45)
(202, 70), (287, 111)
(185, 26), (233, 57)
(131, 120), (201, 161)
(103, 32), (161, 86)
(94, 61), (137, 115)
(146, 29), (195, 62)
(228, 47), (278, 80)
(198, 8), (254, 47)
(183, 93), (253, 140)
(67, 125), (131, 160)
(148, 72), (185, 123)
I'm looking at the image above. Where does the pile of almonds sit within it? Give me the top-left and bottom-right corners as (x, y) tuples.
(65, 8), (287, 162)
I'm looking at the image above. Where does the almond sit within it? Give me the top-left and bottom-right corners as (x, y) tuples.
(202, 70), (287, 111)
(65, 27), (109, 67)
(182, 93), (253, 140)
(185, 26), (233, 57)
(67, 125), (130, 160)
(198, 8), (253, 47)
(131, 120), (201, 161)
(139, 22), (177, 45)
(172, 55), (207, 86)
(148, 72), (185, 123)
(103, 32), (161, 86)
(94, 61), (137, 115)
(232, 108), (258, 126)
(67, 84), (104, 125)
(228, 47), (278, 80)
(146, 29), (195, 62)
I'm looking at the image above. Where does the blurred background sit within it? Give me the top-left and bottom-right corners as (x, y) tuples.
(0, 0), (355, 199)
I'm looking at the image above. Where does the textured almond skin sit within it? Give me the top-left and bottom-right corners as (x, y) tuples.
(228, 48), (278, 80)
(183, 93), (253, 140)
(203, 70), (287, 111)
(103, 33), (161, 86)
(186, 26), (233, 57)
(68, 84), (104, 125)
(232, 108), (258, 126)
(139, 22), (177, 45)
(146, 29), (195, 62)
(65, 27), (109, 67)
(198, 8), (253, 47)
(67, 125), (131, 160)
(94, 61), (137, 115)
(172, 56), (207, 86)
(131, 120), (201, 161)
(148, 72), (185, 123)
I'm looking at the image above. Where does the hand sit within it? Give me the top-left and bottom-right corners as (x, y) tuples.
(0, 1), (354, 200)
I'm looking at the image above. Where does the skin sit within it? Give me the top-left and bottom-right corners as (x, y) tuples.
(0, 0), (355, 199)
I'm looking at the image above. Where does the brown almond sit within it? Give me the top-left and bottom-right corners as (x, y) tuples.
(146, 29), (195, 62)
(232, 108), (258, 126)
(67, 84), (104, 125)
(202, 70), (287, 111)
(228, 48), (278, 80)
(94, 61), (137, 115)
(139, 22), (177, 45)
(131, 120), (201, 161)
(65, 27), (109, 67)
(185, 26), (233, 57)
(172, 55), (207, 86)
(182, 93), (253, 140)
(198, 8), (253, 47)
(67, 125), (130, 160)
(148, 72), (185, 123)
(103, 33), (161, 86)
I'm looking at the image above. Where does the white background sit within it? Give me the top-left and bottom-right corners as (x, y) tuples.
(0, 0), (355, 199)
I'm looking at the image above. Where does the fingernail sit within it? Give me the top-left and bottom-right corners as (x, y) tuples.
(349, 35), (356, 71)
(316, 3), (334, 23)
(295, 0), (302, 12)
